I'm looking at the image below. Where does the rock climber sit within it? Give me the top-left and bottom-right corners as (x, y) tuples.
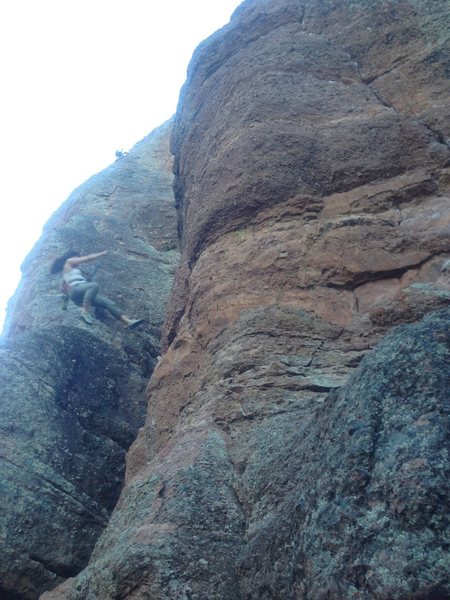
(50, 249), (144, 328)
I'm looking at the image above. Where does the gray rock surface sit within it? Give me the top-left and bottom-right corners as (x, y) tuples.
(0, 121), (179, 599)
(237, 308), (450, 599)
(4, 120), (178, 341)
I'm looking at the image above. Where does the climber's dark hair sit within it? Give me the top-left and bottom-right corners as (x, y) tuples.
(50, 251), (81, 274)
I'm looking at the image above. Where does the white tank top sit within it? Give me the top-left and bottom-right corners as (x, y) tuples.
(63, 268), (86, 287)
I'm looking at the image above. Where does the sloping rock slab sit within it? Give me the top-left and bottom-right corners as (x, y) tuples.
(0, 327), (146, 598)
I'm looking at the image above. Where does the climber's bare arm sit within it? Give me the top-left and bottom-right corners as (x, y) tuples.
(64, 251), (108, 270)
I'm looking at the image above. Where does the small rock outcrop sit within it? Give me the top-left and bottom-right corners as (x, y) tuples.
(0, 121), (179, 599)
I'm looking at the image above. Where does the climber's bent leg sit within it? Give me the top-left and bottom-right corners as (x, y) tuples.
(92, 295), (124, 321)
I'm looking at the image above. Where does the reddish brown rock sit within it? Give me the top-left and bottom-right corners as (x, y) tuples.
(42, 0), (450, 598)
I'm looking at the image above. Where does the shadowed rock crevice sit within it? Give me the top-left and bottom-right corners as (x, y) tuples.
(325, 255), (433, 291)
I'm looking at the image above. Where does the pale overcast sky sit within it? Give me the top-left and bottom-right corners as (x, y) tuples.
(0, 0), (242, 332)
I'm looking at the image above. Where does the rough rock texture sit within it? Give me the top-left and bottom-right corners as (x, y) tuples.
(235, 308), (450, 599)
(20, 0), (450, 598)
(0, 121), (179, 599)
(4, 120), (178, 341)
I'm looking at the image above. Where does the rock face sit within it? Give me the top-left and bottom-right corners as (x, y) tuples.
(5, 0), (450, 598)
(37, 1), (450, 599)
(0, 121), (179, 599)
(4, 120), (178, 341)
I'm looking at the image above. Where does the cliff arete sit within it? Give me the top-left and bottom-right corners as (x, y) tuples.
(1, 0), (450, 599)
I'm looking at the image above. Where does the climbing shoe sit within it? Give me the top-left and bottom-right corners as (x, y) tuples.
(81, 312), (94, 325)
(127, 319), (145, 329)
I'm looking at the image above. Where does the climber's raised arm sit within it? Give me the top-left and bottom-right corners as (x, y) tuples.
(65, 251), (108, 270)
